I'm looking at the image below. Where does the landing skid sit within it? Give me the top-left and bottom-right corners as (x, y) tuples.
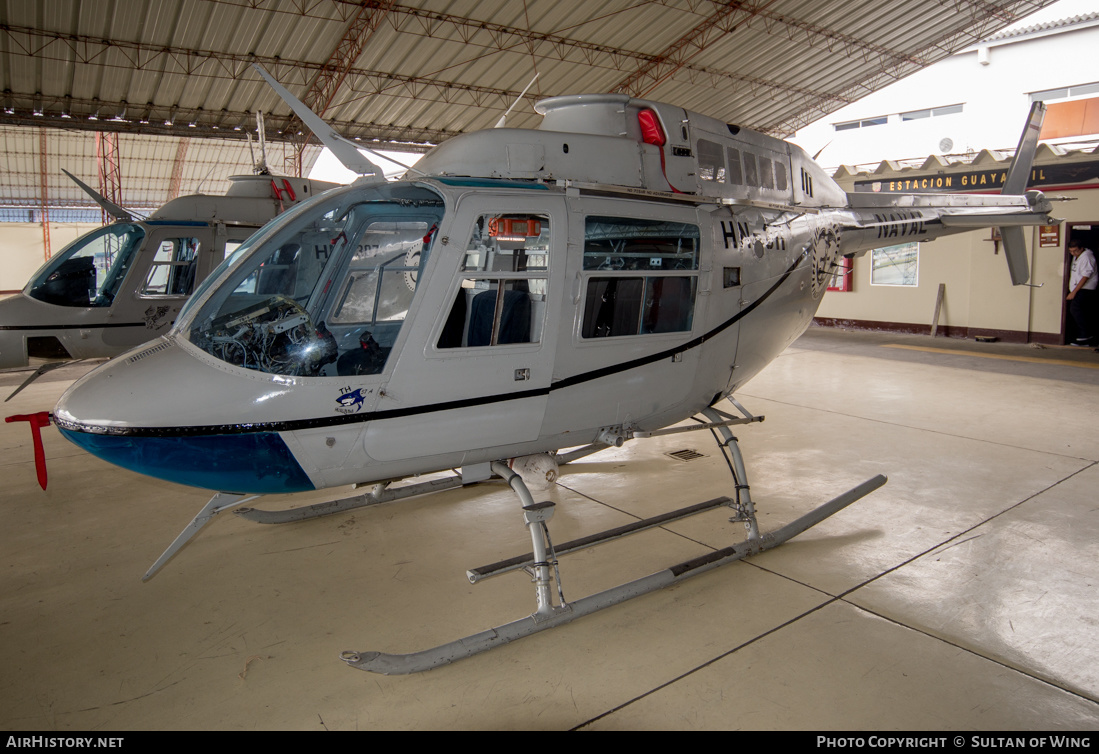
(340, 407), (887, 674)
(142, 404), (886, 669)
(341, 475), (885, 675)
(143, 443), (638, 579)
(142, 473), (468, 580)
(235, 475), (465, 524)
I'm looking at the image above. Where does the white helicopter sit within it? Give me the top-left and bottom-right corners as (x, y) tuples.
(0, 127), (336, 372)
(29, 65), (1055, 674)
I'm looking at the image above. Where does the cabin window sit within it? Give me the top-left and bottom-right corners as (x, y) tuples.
(775, 161), (788, 191)
(327, 221), (430, 326)
(461, 215), (549, 273)
(581, 216), (699, 339)
(759, 156), (774, 190)
(27, 223), (145, 308)
(186, 183), (444, 377)
(437, 214), (550, 349)
(582, 216), (699, 271)
(582, 276), (696, 337)
(697, 139), (725, 182)
(742, 152), (759, 187)
(726, 148), (743, 185)
(140, 237), (200, 296)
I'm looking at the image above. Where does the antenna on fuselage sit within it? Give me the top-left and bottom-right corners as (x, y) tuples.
(251, 64), (424, 180)
(249, 111), (271, 175)
(495, 73), (540, 128)
(62, 169), (138, 222)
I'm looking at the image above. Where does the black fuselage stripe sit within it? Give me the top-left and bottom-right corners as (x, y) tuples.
(0, 322), (150, 331)
(63, 255), (805, 438)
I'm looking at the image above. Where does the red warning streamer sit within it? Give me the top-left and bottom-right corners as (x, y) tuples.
(6, 412), (52, 490)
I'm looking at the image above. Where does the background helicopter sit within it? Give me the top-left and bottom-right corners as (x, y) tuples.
(0, 121), (337, 371)
(34, 67), (1056, 673)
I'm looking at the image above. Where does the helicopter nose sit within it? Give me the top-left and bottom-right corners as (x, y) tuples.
(54, 339), (315, 494)
(0, 330), (26, 369)
(0, 296), (34, 368)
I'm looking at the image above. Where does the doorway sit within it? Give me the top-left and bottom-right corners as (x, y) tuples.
(1064, 223), (1099, 345)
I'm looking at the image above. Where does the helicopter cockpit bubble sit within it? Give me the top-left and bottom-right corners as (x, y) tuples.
(27, 223), (146, 307)
(182, 182), (444, 378)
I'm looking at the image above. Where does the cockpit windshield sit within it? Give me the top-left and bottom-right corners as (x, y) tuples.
(184, 183), (444, 378)
(27, 223), (146, 307)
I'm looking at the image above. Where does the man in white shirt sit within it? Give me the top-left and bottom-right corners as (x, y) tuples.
(1067, 238), (1097, 346)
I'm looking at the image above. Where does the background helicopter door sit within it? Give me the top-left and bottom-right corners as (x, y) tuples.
(364, 194), (564, 463)
(101, 225), (216, 345)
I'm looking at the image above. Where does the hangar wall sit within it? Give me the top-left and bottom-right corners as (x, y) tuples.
(817, 152), (1099, 343)
(793, 12), (1099, 172)
(0, 223), (99, 293)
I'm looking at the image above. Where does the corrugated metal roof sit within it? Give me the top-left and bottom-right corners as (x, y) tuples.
(981, 9), (1099, 41)
(0, 126), (322, 212)
(0, 0), (1059, 211)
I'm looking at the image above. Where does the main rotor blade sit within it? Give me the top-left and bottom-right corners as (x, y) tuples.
(62, 170), (134, 222)
(252, 64), (385, 179)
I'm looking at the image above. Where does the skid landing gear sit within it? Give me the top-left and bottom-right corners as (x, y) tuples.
(340, 406), (887, 674)
(142, 473), (470, 580)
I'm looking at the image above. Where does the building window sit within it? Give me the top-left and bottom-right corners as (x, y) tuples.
(1031, 82), (1099, 102)
(834, 116), (887, 131)
(900, 104), (963, 121)
(870, 243), (919, 287)
(827, 257), (852, 292)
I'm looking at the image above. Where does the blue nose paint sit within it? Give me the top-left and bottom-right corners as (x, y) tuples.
(58, 428), (315, 494)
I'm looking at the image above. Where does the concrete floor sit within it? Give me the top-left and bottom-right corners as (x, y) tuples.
(1, 326), (1098, 731)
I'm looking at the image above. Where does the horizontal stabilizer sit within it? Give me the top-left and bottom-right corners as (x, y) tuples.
(939, 210), (1051, 228)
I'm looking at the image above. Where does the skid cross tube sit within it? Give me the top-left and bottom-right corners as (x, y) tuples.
(341, 474), (888, 674)
(467, 496), (732, 583)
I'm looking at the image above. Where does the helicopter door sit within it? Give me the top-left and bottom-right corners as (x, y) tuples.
(542, 202), (705, 437)
(364, 196), (564, 463)
(125, 228), (215, 336)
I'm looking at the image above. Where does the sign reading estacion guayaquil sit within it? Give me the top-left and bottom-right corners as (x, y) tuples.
(854, 160), (1099, 194)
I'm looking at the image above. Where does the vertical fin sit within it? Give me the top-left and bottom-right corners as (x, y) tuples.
(998, 101), (1046, 285)
(1002, 101), (1045, 196)
(999, 225), (1030, 286)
